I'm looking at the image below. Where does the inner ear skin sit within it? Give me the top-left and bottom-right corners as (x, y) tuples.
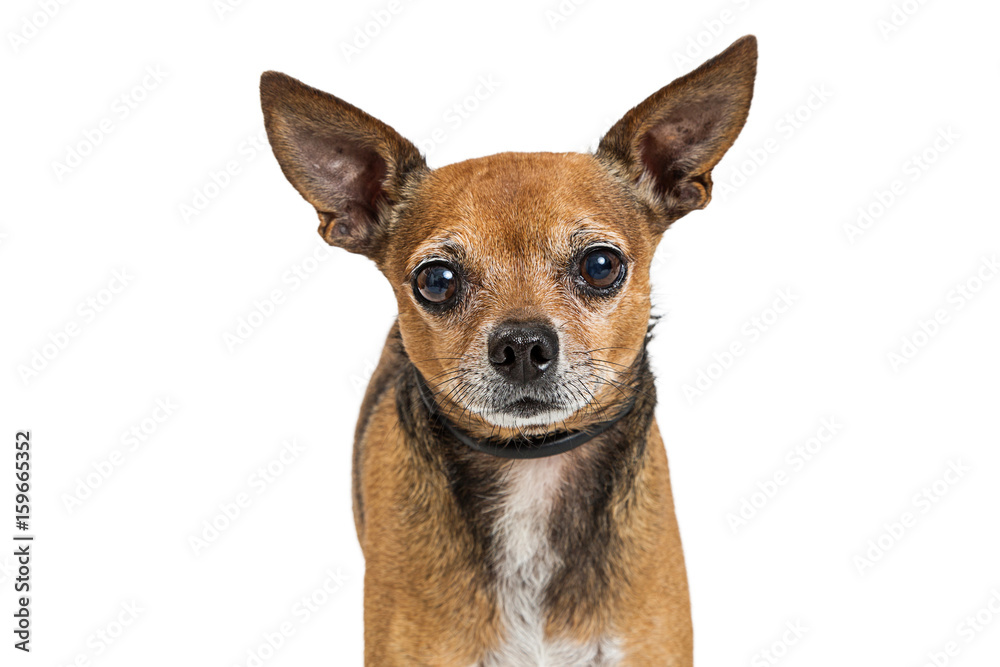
(292, 127), (388, 241)
(640, 99), (725, 206)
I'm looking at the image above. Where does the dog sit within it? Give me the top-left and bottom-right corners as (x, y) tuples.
(260, 35), (756, 666)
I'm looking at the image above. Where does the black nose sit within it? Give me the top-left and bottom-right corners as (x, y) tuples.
(487, 322), (559, 385)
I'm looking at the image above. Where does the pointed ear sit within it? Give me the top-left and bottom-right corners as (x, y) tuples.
(596, 35), (757, 229)
(260, 71), (427, 259)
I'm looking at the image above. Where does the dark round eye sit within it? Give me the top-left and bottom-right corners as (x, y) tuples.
(580, 248), (623, 289)
(415, 263), (458, 304)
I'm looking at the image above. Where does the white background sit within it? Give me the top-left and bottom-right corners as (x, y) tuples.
(2, 0), (999, 665)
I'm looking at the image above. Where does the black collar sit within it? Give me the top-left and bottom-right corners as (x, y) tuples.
(415, 370), (636, 460)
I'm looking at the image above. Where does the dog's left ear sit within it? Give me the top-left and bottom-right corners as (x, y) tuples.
(596, 35), (757, 230)
(260, 71), (427, 260)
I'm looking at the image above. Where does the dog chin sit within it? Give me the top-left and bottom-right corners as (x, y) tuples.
(476, 404), (582, 429)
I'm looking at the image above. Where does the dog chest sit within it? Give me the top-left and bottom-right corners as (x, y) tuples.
(476, 457), (623, 667)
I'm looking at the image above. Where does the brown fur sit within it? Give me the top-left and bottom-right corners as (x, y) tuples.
(261, 35), (757, 665)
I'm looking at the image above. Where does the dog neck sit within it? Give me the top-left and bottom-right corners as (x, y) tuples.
(395, 343), (657, 644)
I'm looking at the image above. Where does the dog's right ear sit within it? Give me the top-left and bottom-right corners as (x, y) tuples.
(260, 71), (427, 260)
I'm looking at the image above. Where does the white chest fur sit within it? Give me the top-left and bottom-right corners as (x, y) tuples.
(477, 457), (622, 667)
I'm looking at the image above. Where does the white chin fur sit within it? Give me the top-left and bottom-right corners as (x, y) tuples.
(476, 405), (581, 428)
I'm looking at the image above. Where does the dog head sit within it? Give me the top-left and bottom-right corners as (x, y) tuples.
(261, 36), (756, 437)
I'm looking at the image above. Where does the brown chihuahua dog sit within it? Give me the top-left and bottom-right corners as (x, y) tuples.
(261, 35), (756, 666)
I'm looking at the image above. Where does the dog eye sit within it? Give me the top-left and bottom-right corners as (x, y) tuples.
(580, 248), (623, 289)
(415, 263), (459, 304)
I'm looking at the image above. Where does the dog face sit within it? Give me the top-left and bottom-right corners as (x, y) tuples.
(383, 152), (657, 431)
(261, 36), (756, 436)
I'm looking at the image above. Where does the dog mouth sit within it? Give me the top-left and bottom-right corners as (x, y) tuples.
(473, 391), (584, 428)
(451, 365), (601, 429)
(504, 396), (556, 417)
